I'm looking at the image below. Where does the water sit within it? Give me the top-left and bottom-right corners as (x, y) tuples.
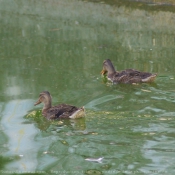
(0, 0), (175, 174)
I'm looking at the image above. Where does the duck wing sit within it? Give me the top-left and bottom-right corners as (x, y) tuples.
(126, 69), (154, 78)
(114, 69), (156, 83)
(45, 104), (79, 119)
(124, 69), (157, 82)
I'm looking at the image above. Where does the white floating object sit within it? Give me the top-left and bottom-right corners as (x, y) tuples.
(141, 89), (151, 92)
(85, 157), (104, 163)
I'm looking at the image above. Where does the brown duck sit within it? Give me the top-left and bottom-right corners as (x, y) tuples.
(101, 59), (157, 84)
(34, 91), (85, 120)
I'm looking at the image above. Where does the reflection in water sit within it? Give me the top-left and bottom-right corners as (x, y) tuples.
(0, 0), (175, 81)
(134, 121), (175, 174)
(27, 110), (86, 132)
(1, 100), (39, 171)
(129, 0), (175, 6)
(1, 100), (86, 171)
(0, 0), (175, 174)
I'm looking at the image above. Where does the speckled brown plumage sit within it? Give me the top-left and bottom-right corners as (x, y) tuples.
(34, 91), (85, 120)
(101, 59), (157, 84)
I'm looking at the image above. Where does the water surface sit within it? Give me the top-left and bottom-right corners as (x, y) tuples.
(0, 0), (175, 174)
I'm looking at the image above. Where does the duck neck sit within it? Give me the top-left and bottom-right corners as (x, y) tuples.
(107, 66), (116, 75)
(42, 101), (52, 113)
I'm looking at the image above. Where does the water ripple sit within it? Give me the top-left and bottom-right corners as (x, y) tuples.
(85, 95), (123, 110)
(1, 100), (40, 171)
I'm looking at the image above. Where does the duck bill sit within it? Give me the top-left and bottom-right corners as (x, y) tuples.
(34, 99), (41, 106)
(101, 69), (107, 75)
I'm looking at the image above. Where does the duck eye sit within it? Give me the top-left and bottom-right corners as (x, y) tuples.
(104, 62), (107, 66)
(40, 96), (45, 101)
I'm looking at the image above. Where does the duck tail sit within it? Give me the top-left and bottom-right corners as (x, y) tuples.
(142, 73), (157, 83)
(69, 106), (85, 119)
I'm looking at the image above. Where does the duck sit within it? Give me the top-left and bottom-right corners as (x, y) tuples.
(101, 59), (157, 84)
(34, 91), (85, 120)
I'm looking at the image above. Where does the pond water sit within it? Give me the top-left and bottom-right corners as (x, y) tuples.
(0, 0), (175, 174)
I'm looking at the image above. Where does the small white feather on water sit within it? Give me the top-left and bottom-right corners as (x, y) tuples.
(85, 157), (104, 163)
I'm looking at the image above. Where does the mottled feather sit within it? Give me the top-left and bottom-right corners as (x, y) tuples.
(101, 59), (157, 84)
(44, 104), (79, 119)
(34, 91), (85, 120)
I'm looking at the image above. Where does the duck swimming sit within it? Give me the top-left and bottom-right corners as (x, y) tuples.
(34, 91), (85, 120)
(101, 59), (157, 84)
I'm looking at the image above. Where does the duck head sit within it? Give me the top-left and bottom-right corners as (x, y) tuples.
(101, 59), (116, 75)
(34, 91), (52, 110)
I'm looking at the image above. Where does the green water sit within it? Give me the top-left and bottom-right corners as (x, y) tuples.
(0, 0), (175, 174)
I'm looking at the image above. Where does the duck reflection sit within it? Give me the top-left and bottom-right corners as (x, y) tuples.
(26, 110), (86, 132)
